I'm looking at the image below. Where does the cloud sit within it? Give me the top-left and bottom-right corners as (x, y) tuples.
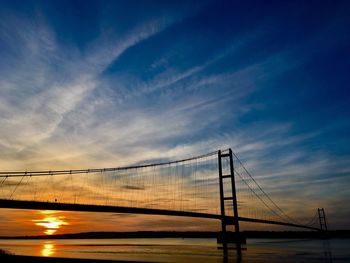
(0, 11), (180, 169)
(0, 7), (303, 172)
(122, 185), (145, 191)
(0, 1), (349, 233)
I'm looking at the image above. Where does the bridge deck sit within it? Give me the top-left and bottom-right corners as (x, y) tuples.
(0, 199), (319, 231)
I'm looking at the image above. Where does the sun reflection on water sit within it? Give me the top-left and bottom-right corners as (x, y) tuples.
(41, 242), (55, 257)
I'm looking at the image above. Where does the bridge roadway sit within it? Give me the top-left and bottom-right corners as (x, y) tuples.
(0, 199), (319, 231)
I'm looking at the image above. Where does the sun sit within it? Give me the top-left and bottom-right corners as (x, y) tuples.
(33, 211), (69, 235)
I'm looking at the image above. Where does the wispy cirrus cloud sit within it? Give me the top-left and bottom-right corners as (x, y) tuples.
(0, 0), (349, 233)
(0, 11), (182, 168)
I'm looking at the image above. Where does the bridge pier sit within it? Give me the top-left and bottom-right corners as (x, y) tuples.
(217, 231), (246, 244)
(218, 149), (243, 257)
(318, 208), (330, 239)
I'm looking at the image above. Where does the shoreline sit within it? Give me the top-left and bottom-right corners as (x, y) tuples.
(1, 230), (349, 240)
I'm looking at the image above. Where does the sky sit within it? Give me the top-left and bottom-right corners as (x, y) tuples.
(0, 0), (350, 236)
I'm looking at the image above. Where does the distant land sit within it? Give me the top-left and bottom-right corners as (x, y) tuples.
(1, 230), (349, 239)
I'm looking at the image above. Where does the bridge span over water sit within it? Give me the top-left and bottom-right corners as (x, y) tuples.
(0, 148), (326, 249)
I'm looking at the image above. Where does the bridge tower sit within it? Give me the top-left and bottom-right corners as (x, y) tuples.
(218, 149), (242, 254)
(318, 208), (328, 232)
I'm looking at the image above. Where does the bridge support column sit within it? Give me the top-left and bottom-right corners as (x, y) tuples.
(318, 208), (329, 238)
(218, 149), (243, 257)
(318, 208), (328, 231)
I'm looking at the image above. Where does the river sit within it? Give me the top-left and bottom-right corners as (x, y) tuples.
(0, 238), (349, 262)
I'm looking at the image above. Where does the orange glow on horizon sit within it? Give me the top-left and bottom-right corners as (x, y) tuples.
(33, 211), (69, 235)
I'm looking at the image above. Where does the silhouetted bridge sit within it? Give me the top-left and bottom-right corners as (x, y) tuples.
(0, 199), (319, 231)
(0, 148), (326, 249)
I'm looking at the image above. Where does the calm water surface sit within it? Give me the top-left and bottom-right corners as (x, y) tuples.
(1, 238), (349, 262)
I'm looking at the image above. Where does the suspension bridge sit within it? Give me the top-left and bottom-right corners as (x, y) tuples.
(0, 148), (326, 247)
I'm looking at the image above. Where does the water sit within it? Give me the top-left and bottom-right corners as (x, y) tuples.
(0, 238), (349, 262)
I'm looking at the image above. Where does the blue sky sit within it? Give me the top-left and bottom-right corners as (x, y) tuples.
(0, 0), (350, 232)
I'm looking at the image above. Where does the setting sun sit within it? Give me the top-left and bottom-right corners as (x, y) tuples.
(33, 211), (69, 235)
